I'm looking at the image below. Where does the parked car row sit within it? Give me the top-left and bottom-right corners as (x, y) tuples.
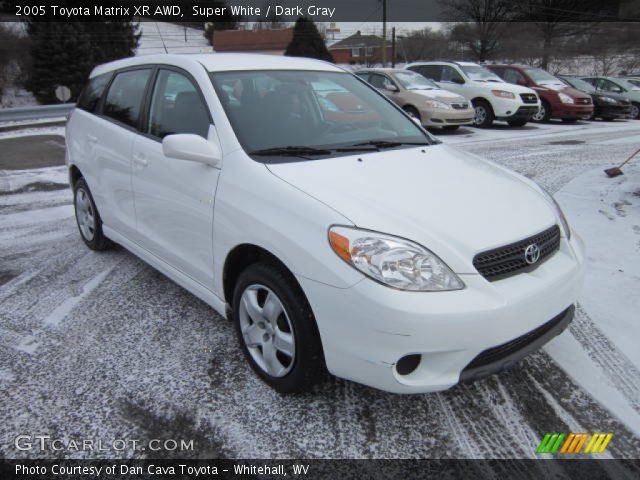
(355, 60), (640, 129)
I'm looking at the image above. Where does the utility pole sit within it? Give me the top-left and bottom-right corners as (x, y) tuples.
(391, 27), (396, 68)
(381, 0), (387, 66)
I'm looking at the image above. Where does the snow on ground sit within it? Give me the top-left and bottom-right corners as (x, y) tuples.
(1, 119), (640, 462)
(136, 22), (212, 55)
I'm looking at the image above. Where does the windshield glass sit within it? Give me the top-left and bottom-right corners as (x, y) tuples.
(461, 66), (502, 82)
(626, 78), (640, 88)
(210, 70), (431, 157)
(616, 78), (640, 90)
(393, 71), (439, 90)
(562, 77), (595, 92)
(524, 68), (562, 85)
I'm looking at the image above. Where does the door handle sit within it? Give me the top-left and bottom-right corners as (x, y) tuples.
(87, 134), (98, 144)
(133, 153), (148, 167)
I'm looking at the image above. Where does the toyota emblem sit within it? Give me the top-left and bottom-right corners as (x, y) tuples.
(524, 244), (541, 265)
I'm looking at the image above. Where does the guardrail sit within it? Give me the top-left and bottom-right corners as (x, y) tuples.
(0, 104), (75, 122)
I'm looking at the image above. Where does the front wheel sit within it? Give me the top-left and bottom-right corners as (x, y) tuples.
(403, 106), (421, 123)
(472, 100), (494, 128)
(74, 177), (113, 251)
(532, 101), (551, 122)
(233, 263), (325, 393)
(631, 103), (640, 120)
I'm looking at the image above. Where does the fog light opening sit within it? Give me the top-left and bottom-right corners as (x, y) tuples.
(396, 354), (421, 376)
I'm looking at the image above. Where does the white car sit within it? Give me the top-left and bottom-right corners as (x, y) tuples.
(66, 54), (584, 394)
(406, 61), (541, 128)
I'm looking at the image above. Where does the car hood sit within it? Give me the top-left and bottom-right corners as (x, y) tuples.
(409, 89), (467, 103)
(535, 83), (592, 99)
(265, 144), (557, 273)
(469, 81), (536, 95)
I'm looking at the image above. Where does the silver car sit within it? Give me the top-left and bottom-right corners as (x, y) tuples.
(356, 68), (475, 130)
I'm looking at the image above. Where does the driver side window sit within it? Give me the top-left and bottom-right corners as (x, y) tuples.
(147, 69), (211, 139)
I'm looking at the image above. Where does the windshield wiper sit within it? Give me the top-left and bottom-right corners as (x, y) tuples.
(336, 140), (430, 152)
(249, 146), (332, 157)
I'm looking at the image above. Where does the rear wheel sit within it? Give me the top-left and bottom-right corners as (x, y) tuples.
(233, 263), (325, 393)
(472, 99), (494, 128)
(73, 177), (113, 251)
(631, 103), (640, 119)
(532, 100), (551, 122)
(507, 119), (528, 127)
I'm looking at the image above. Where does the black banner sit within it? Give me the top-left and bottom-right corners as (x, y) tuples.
(2, 459), (640, 480)
(2, 0), (639, 23)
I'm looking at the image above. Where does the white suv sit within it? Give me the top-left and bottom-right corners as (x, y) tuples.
(406, 61), (541, 127)
(66, 54), (584, 394)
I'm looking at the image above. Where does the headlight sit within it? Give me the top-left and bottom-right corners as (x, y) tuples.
(600, 96), (617, 104)
(542, 190), (571, 240)
(491, 90), (515, 99)
(328, 226), (464, 291)
(558, 92), (575, 104)
(424, 99), (451, 110)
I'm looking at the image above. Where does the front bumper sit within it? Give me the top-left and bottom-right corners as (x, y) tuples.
(299, 233), (585, 394)
(595, 104), (632, 118)
(420, 107), (475, 127)
(496, 105), (539, 121)
(550, 103), (594, 119)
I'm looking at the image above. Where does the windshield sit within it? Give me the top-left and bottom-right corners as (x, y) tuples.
(461, 66), (502, 82)
(626, 78), (640, 88)
(615, 78), (640, 91)
(562, 76), (595, 92)
(210, 70), (432, 158)
(524, 68), (563, 85)
(393, 71), (439, 90)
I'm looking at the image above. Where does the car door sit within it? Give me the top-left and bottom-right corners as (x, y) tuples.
(93, 67), (153, 239)
(131, 67), (220, 288)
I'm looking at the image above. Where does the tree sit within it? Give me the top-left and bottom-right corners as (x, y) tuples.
(439, 0), (513, 61)
(285, 17), (334, 63)
(25, 7), (140, 104)
(513, 0), (604, 69)
(398, 26), (456, 63)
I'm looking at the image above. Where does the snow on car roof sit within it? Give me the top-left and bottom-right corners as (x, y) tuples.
(91, 53), (343, 78)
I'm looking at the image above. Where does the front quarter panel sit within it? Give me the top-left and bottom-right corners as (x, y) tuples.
(212, 151), (364, 297)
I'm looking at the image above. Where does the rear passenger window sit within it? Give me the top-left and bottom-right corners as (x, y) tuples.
(77, 73), (111, 113)
(147, 70), (211, 139)
(103, 69), (152, 129)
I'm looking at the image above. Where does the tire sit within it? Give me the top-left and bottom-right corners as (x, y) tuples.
(442, 125), (460, 131)
(507, 119), (528, 127)
(73, 177), (113, 251)
(631, 103), (640, 120)
(532, 100), (551, 122)
(472, 99), (494, 128)
(403, 106), (421, 123)
(232, 262), (325, 393)
(561, 118), (578, 123)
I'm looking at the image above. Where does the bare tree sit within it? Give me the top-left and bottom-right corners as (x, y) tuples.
(397, 26), (455, 63)
(439, 0), (513, 61)
(513, 0), (605, 69)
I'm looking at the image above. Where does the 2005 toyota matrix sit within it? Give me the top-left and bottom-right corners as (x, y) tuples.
(66, 54), (585, 394)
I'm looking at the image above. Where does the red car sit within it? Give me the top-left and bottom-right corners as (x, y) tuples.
(486, 65), (594, 123)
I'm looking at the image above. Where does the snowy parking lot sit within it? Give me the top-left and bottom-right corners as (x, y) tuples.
(1, 119), (639, 460)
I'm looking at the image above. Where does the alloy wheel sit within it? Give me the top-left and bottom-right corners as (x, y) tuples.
(75, 188), (96, 241)
(631, 105), (639, 119)
(238, 284), (295, 378)
(532, 104), (546, 122)
(474, 105), (487, 125)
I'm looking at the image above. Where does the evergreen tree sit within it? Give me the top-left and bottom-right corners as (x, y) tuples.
(25, 11), (139, 103)
(285, 17), (334, 63)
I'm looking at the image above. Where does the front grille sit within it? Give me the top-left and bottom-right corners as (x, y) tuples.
(473, 225), (561, 281)
(520, 93), (538, 104)
(451, 102), (469, 110)
(576, 97), (592, 105)
(463, 306), (573, 371)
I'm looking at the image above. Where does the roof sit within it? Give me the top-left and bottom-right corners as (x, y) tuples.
(90, 53), (343, 77)
(356, 68), (406, 74)
(406, 60), (479, 67)
(213, 29), (294, 52)
(329, 31), (388, 50)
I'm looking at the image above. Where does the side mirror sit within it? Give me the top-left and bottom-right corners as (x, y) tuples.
(384, 83), (399, 93)
(162, 134), (221, 168)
